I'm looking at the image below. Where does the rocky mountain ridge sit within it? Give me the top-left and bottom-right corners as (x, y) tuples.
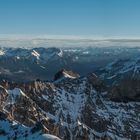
(0, 71), (140, 140)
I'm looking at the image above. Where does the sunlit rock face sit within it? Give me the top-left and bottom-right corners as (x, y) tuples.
(0, 71), (139, 140)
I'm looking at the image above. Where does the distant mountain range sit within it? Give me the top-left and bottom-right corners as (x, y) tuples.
(1, 46), (140, 81)
(0, 46), (140, 139)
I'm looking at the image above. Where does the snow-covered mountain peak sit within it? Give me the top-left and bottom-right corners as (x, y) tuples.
(31, 50), (40, 59)
(0, 49), (5, 56)
(57, 49), (63, 57)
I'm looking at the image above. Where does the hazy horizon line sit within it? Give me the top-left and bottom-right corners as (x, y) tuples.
(0, 34), (140, 40)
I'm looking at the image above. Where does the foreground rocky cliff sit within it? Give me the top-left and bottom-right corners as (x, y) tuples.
(0, 71), (140, 140)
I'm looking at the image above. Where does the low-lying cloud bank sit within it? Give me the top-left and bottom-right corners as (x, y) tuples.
(0, 34), (140, 48)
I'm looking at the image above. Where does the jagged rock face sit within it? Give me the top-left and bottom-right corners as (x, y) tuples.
(0, 85), (8, 111)
(0, 112), (61, 140)
(0, 74), (140, 140)
(0, 85), (49, 128)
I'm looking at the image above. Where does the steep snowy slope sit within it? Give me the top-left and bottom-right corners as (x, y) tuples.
(97, 57), (140, 85)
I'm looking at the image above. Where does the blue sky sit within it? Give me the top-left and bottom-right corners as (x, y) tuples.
(0, 0), (140, 38)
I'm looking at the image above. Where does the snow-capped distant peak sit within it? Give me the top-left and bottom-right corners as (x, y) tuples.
(31, 50), (40, 59)
(57, 49), (63, 57)
(16, 56), (20, 59)
(0, 50), (5, 56)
